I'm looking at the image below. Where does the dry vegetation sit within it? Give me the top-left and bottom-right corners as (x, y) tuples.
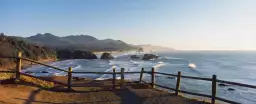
(0, 72), (55, 89)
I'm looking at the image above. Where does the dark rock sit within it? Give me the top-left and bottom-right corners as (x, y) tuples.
(131, 55), (140, 59)
(218, 83), (229, 87)
(100, 53), (114, 59)
(228, 88), (235, 91)
(57, 50), (97, 59)
(40, 71), (49, 73)
(73, 50), (97, 59)
(142, 54), (159, 60)
(57, 49), (73, 59)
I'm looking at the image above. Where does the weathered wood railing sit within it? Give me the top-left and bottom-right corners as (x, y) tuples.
(1, 52), (256, 104)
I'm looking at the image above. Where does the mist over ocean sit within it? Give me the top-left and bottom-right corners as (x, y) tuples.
(24, 51), (256, 104)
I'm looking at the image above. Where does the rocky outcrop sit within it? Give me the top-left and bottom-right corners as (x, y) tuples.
(57, 49), (97, 60)
(228, 88), (235, 91)
(0, 34), (56, 70)
(73, 50), (97, 59)
(56, 50), (73, 59)
(100, 53), (114, 59)
(142, 54), (159, 60)
(131, 55), (140, 59)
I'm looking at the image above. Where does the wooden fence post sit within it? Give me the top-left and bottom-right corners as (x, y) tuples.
(120, 68), (124, 89)
(16, 52), (22, 80)
(212, 75), (217, 104)
(68, 67), (72, 91)
(112, 68), (116, 90)
(151, 68), (155, 88)
(139, 68), (144, 83)
(175, 71), (181, 95)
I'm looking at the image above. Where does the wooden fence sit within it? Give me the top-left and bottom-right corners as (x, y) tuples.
(1, 52), (256, 104)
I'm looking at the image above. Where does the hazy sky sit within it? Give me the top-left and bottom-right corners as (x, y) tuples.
(1, 0), (256, 50)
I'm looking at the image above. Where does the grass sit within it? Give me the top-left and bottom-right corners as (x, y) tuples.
(20, 75), (55, 89)
(0, 72), (14, 80)
(0, 72), (55, 89)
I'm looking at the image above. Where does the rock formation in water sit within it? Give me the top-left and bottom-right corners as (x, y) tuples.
(73, 50), (97, 59)
(100, 53), (114, 59)
(142, 54), (159, 60)
(57, 49), (97, 60)
(131, 55), (140, 59)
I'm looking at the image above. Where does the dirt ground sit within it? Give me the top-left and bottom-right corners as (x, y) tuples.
(0, 73), (210, 104)
(0, 84), (211, 104)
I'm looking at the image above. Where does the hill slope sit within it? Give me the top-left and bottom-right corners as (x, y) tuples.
(0, 33), (56, 70)
(26, 33), (138, 51)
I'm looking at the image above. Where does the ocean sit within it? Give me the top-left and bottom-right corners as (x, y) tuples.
(23, 51), (256, 104)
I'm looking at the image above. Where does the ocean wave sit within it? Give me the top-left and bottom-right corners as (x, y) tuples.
(153, 62), (165, 68)
(162, 57), (183, 60)
(169, 64), (185, 66)
(73, 65), (81, 69)
(109, 61), (114, 65)
(95, 76), (121, 80)
(95, 66), (118, 80)
(105, 66), (117, 72)
(95, 77), (108, 80)
(158, 61), (164, 64)
(130, 60), (139, 65)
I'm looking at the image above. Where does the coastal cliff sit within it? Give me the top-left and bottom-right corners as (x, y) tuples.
(0, 34), (57, 70)
(0, 34), (98, 71)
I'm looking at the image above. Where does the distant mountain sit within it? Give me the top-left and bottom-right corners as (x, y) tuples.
(27, 33), (74, 47)
(137, 45), (175, 52)
(62, 35), (98, 44)
(25, 33), (138, 51)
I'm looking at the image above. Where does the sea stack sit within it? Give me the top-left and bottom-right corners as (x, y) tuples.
(142, 54), (159, 60)
(57, 50), (97, 60)
(73, 50), (97, 59)
(131, 55), (140, 59)
(100, 53), (114, 59)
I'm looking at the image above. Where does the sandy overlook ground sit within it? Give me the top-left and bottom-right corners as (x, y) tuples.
(0, 73), (210, 104)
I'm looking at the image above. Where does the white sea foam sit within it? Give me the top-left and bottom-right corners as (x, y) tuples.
(188, 63), (196, 69)
(95, 65), (118, 80)
(163, 57), (183, 60)
(130, 60), (139, 65)
(153, 62), (165, 68)
(73, 65), (81, 69)
(158, 61), (164, 64)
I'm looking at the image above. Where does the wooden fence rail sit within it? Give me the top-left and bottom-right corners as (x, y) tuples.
(1, 52), (256, 104)
(20, 57), (68, 72)
(71, 71), (115, 74)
